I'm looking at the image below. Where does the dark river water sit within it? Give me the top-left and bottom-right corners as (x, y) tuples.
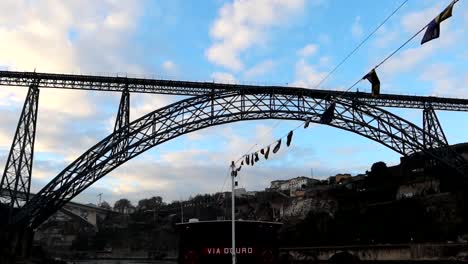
(70, 260), (451, 264)
(73, 261), (176, 264)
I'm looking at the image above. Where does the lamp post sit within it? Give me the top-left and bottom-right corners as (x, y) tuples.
(230, 161), (237, 264)
(97, 193), (102, 206)
(180, 200), (184, 223)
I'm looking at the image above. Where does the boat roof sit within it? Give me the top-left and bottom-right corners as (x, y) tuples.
(175, 219), (282, 226)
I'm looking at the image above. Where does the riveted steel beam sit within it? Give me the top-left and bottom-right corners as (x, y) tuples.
(0, 80), (40, 212)
(1, 70), (468, 111)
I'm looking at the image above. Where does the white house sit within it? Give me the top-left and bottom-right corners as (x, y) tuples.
(270, 176), (318, 194)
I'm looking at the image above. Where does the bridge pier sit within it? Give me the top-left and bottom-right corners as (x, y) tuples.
(0, 81), (39, 208)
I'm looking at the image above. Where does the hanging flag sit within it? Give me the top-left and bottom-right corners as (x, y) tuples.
(251, 153), (255, 166)
(421, 20), (440, 45)
(237, 166), (241, 172)
(320, 102), (336, 124)
(265, 146), (270, 159)
(362, 69), (380, 97)
(260, 148), (265, 155)
(254, 152), (259, 162)
(273, 139), (281, 154)
(438, 0), (456, 22)
(241, 161), (244, 166)
(421, 0), (457, 45)
(218, 194), (225, 207)
(286, 131), (293, 147)
(246, 155), (250, 165)
(304, 118), (311, 128)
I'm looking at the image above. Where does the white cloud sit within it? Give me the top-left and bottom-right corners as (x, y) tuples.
(98, 159), (308, 203)
(318, 56), (331, 67)
(40, 89), (97, 118)
(0, 1), (149, 183)
(162, 60), (177, 74)
(464, 5), (468, 23)
(310, 0), (329, 7)
(0, 1), (145, 116)
(373, 26), (400, 48)
(0, 1), (373, 208)
(160, 149), (217, 167)
(401, 4), (441, 33)
(420, 63), (450, 82)
(318, 33), (331, 45)
(130, 93), (179, 121)
(0, 108), (24, 151)
(72, 122), (324, 203)
(244, 59), (275, 78)
(0, 86), (27, 107)
(211, 72), (237, 83)
(370, 1), (464, 84)
(420, 63), (468, 97)
(379, 45), (435, 77)
(378, 21), (460, 78)
(351, 16), (364, 39)
(205, 0), (305, 71)
(0, 105), (108, 163)
(297, 44), (318, 57)
(291, 59), (326, 88)
(0, 1), (143, 73)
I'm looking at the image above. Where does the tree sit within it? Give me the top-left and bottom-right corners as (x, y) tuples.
(150, 196), (164, 207)
(114, 198), (133, 213)
(137, 196), (164, 211)
(368, 161), (391, 182)
(137, 199), (148, 211)
(370, 161), (389, 177)
(99, 201), (111, 210)
(368, 161), (397, 196)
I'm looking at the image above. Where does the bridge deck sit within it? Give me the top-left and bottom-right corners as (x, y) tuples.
(1, 70), (468, 111)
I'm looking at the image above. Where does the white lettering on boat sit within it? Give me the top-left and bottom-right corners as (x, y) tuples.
(204, 247), (255, 255)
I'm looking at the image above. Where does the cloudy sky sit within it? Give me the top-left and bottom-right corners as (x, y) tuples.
(0, 0), (467, 206)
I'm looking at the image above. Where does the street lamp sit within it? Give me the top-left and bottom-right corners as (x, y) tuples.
(230, 161), (237, 264)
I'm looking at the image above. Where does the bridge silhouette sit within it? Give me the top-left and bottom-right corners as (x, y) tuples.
(1, 70), (468, 255)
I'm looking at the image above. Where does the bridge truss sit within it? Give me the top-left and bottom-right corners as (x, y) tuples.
(2, 70), (468, 110)
(0, 80), (39, 210)
(0, 70), (467, 228)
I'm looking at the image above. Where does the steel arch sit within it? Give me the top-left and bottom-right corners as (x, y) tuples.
(15, 88), (466, 228)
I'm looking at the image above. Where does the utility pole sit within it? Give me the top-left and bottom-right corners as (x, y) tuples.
(180, 201), (184, 223)
(230, 161), (237, 264)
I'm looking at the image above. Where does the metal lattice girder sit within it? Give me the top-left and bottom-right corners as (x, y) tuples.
(423, 106), (448, 149)
(12, 88), (468, 228)
(0, 81), (39, 208)
(1, 70), (468, 111)
(111, 88), (130, 160)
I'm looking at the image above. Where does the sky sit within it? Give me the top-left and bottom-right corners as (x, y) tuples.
(0, 0), (467, 207)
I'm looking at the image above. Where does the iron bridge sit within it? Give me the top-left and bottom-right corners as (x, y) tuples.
(0, 70), (467, 229)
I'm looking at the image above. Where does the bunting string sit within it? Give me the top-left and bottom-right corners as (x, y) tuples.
(347, 0), (459, 96)
(230, 1), (411, 170)
(230, 0), (460, 171)
(312, 0), (409, 89)
(233, 122), (305, 171)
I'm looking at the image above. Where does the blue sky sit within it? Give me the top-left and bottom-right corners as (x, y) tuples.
(0, 0), (467, 206)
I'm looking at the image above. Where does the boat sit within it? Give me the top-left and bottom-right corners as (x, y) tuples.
(176, 219), (282, 264)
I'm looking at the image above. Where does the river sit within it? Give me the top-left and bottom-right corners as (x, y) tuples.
(72, 260), (176, 264)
